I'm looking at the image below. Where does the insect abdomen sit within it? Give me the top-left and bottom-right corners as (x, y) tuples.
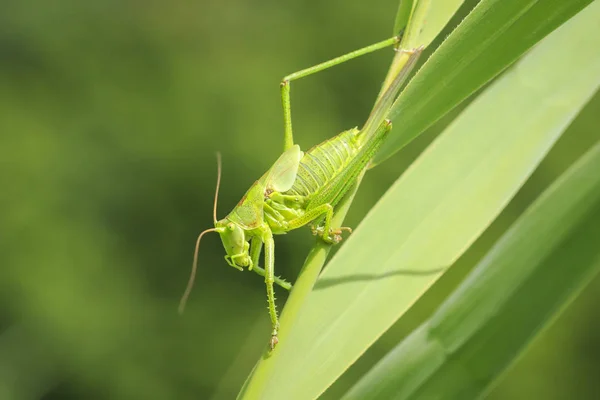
(287, 128), (360, 197)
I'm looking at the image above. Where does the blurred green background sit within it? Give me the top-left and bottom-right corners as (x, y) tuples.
(1, 0), (599, 398)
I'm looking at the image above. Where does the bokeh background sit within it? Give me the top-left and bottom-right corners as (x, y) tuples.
(1, 0), (599, 398)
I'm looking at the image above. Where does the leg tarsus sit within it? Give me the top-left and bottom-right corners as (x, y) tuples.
(270, 335), (279, 350)
(312, 225), (353, 244)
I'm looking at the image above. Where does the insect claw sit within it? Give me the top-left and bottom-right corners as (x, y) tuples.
(311, 225), (353, 244)
(270, 334), (279, 350)
(331, 227), (353, 243)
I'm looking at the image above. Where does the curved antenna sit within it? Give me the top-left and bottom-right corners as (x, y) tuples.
(178, 227), (219, 314)
(213, 152), (222, 224)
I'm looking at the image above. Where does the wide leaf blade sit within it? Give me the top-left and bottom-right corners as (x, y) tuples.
(374, 0), (593, 166)
(344, 134), (600, 400)
(379, 0), (465, 102)
(399, 0), (466, 49)
(248, 2), (600, 399)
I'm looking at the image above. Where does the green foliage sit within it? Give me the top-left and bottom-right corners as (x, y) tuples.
(397, 0), (465, 49)
(344, 141), (600, 398)
(1, 0), (599, 399)
(343, 10), (600, 395)
(376, 0), (593, 164)
(239, 3), (600, 398)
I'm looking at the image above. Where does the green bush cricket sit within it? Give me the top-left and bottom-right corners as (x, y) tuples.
(179, 36), (422, 350)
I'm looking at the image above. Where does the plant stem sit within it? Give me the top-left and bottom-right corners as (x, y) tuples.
(237, 171), (364, 399)
(237, 48), (418, 400)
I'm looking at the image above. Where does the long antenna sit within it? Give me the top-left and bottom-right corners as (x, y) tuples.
(213, 152), (222, 224)
(179, 227), (220, 314)
(179, 153), (223, 314)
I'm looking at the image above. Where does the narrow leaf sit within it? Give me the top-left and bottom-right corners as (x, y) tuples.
(342, 3), (600, 398)
(344, 134), (600, 400)
(381, 0), (465, 100)
(400, 0), (466, 49)
(374, 0), (593, 165)
(392, 0), (414, 37)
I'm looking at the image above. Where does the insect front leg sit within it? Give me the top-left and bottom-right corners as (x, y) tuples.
(248, 235), (292, 290)
(248, 235), (262, 272)
(280, 36), (400, 151)
(224, 239), (250, 271)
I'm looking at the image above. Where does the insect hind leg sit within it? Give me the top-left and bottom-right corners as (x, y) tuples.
(280, 36), (400, 151)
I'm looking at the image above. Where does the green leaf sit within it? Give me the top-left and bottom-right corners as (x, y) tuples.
(343, 128), (600, 400)
(239, 2), (467, 397)
(238, 2), (600, 398)
(392, 0), (414, 36)
(380, 0), (465, 102)
(374, 0), (594, 166)
(399, 0), (466, 49)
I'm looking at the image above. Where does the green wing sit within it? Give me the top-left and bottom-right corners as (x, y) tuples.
(266, 144), (303, 192)
(227, 145), (303, 230)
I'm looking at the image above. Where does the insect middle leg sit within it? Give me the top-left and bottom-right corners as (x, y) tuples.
(280, 36), (400, 151)
(248, 235), (291, 290)
(286, 203), (348, 244)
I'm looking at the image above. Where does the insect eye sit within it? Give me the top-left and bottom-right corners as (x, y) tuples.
(227, 223), (235, 231)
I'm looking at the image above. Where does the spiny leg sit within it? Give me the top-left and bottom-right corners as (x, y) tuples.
(263, 231), (280, 350)
(280, 36), (400, 151)
(249, 236), (291, 290)
(252, 266), (292, 290)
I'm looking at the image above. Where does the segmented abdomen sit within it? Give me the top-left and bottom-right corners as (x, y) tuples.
(286, 128), (360, 197)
